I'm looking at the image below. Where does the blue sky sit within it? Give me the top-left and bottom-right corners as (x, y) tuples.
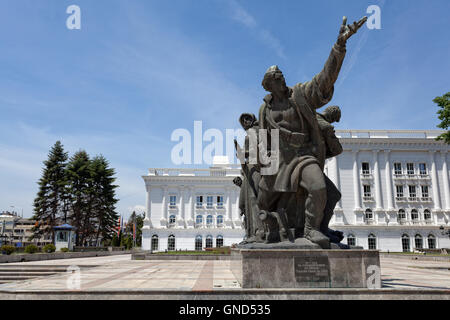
(0, 0), (449, 218)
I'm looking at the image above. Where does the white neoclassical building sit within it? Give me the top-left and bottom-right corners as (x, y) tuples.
(141, 130), (450, 252)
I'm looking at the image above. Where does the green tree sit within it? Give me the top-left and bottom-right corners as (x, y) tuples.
(89, 155), (119, 246)
(32, 141), (68, 240)
(66, 150), (91, 246)
(434, 92), (450, 143)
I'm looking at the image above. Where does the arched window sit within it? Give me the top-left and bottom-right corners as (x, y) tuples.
(347, 234), (355, 247)
(195, 235), (203, 251)
(196, 215), (203, 225)
(398, 209), (406, 220)
(217, 215), (224, 226)
(169, 215), (176, 225)
(365, 209), (373, 221)
(401, 234), (410, 252)
(428, 234), (436, 249)
(414, 234), (423, 249)
(206, 215), (213, 226)
(216, 235), (224, 248)
(368, 234), (377, 250)
(424, 209), (432, 221)
(411, 209), (419, 221)
(206, 235), (213, 248)
(168, 235), (176, 251)
(151, 235), (159, 251)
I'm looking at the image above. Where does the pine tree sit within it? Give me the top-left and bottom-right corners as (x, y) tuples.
(66, 150), (91, 246)
(89, 155), (119, 246)
(32, 141), (68, 240)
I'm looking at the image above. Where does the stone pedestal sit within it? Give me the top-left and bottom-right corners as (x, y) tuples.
(230, 249), (381, 289)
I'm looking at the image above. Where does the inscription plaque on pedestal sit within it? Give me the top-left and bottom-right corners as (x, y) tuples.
(294, 256), (331, 287)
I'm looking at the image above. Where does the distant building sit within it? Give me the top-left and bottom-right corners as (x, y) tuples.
(0, 211), (51, 247)
(141, 130), (450, 252)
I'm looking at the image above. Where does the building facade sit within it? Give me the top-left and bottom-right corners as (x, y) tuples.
(0, 211), (51, 247)
(142, 130), (450, 252)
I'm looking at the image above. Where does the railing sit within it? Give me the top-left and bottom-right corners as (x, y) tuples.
(148, 167), (241, 177)
(363, 196), (374, 201)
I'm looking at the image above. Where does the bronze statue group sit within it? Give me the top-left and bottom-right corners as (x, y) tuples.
(233, 16), (367, 249)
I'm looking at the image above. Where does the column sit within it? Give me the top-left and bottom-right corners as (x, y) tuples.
(429, 151), (442, 211)
(226, 187), (233, 227)
(373, 150), (383, 211)
(352, 151), (362, 211)
(145, 185), (151, 221)
(179, 186), (185, 227)
(441, 152), (450, 211)
(384, 150), (394, 211)
(162, 187), (168, 221)
(331, 156), (342, 210)
(189, 186), (195, 221)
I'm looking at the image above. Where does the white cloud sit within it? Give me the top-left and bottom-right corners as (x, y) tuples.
(226, 0), (286, 59)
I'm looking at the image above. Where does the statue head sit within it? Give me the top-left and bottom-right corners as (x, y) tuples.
(233, 177), (243, 187)
(323, 105), (341, 123)
(239, 113), (257, 130)
(262, 65), (288, 95)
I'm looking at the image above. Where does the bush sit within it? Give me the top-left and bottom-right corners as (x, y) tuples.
(60, 247), (69, 253)
(25, 244), (39, 254)
(42, 244), (56, 253)
(1, 245), (15, 255)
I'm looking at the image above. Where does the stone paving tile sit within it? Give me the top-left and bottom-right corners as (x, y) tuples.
(0, 255), (449, 292)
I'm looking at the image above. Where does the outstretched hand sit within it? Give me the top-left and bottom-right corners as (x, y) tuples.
(337, 16), (367, 46)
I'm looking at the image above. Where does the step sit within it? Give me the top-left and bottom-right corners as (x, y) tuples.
(0, 276), (48, 281)
(0, 271), (57, 276)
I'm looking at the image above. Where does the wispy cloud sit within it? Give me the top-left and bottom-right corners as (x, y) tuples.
(226, 0), (286, 59)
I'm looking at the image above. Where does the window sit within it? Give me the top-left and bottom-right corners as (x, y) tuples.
(408, 185), (417, 199)
(169, 215), (176, 225)
(196, 196), (203, 208)
(363, 185), (372, 199)
(217, 196), (224, 208)
(419, 163), (427, 175)
(206, 215), (213, 226)
(362, 162), (370, 175)
(407, 163), (415, 175)
(206, 196), (213, 208)
(394, 163), (402, 175)
(411, 209), (419, 221)
(58, 232), (67, 242)
(396, 185), (404, 199)
(168, 235), (176, 251)
(196, 215), (203, 225)
(216, 235), (224, 248)
(151, 235), (159, 251)
(421, 186), (429, 199)
(217, 215), (224, 225)
(401, 234), (410, 252)
(347, 234), (356, 247)
(365, 209), (373, 221)
(195, 235), (203, 251)
(424, 209), (431, 221)
(169, 195), (177, 208)
(368, 234), (377, 250)
(428, 234), (436, 249)
(414, 234), (423, 249)
(398, 209), (406, 220)
(205, 235), (213, 248)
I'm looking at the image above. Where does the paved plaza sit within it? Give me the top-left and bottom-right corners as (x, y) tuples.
(0, 255), (449, 299)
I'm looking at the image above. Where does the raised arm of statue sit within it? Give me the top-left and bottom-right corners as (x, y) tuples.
(302, 16), (367, 110)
